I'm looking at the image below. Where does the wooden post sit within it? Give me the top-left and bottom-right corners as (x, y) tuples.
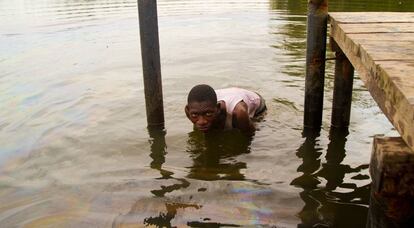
(304, 0), (328, 130)
(331, 39), (354, 128)
(138, 0), (165, 128)
(367, 136), (414, 228)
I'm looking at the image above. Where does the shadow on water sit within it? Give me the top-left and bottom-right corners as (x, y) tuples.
(292, 129), (370, 228)
(147, 128), (190, 198)
(145, 128), (197, 227)
(113, 126), (372, 227)
(186, 130), (252, 181)
(114, 128), (249, 227)
(112, 128), (197, 227)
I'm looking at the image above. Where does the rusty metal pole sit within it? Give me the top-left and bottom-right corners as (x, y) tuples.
(331, 39), (354, 128)
(138, 0), (165, 128)
(304, 0), (328, 130)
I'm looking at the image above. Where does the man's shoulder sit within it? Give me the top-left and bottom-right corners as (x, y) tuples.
(233, 101), (249, 115)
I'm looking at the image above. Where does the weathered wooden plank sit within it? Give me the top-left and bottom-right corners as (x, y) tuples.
(329, 12), (414, 24)
(339, 23), (414, 34)
(346, 37), (414, 62)
(378, 61), (414, 99)
(370, 136), (414, 196)
(349, 33), (414, 42)
(354, 41), (414, 61)
(330, 16), (414, 150)
(367, 136), (414, 228)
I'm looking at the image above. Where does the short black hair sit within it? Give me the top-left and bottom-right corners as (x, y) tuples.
(187, 84), (217, 104)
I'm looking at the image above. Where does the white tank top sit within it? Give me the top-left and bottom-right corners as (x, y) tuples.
(215, 88), (261, 129)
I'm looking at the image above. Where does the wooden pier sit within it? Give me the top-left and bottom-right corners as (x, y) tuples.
(327, 12), (414, 227)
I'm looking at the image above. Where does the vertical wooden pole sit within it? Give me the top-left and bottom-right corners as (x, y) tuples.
(304, 0), (328, 130)
(331, 39), (354, 128)
(138, 0), (165, 128)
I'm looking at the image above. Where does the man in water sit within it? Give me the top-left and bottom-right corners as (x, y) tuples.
(185, 84), (266, 135)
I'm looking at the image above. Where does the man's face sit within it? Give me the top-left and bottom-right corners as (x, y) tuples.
(185, 101), (219, 132)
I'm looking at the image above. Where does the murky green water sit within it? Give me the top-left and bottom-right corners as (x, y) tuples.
(1, 0), (413, 227)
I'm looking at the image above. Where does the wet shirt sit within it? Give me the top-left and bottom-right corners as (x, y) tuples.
(215, 87), (261, 129)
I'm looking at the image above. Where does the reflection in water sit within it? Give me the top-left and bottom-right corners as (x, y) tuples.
(148, 128), (190, 197)
(113, 128), (196, 227)
(3, 0), (414, 227)
(186, 130), (251, 181)
(148, 128), (167, 171)
(291, 130), (322, 190)
(146, 128), (195, 226)
(269, 0), (307, 90)
(270, 0), (307, 15)
(143, 202), (201, 227)
(292, 129), (370, 227)
(270, 0), (414, 13)
(113, 129), (260, 227)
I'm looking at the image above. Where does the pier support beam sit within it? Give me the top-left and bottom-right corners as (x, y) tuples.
(138, 0), (165, 128)
(367, 136), (414, 228)
(304, 0), (328, 130)
(330, 39), (354, 128)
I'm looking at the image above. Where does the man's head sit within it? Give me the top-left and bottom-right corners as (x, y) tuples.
(185, 84), (220, 132)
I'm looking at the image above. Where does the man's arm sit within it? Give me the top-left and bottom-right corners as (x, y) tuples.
(233, 101), (255, 135)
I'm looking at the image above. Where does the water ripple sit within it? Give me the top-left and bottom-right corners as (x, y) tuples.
(0, 0), (404, 227)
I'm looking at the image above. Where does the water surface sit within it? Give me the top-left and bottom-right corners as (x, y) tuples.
(1, 0), (412, 227)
